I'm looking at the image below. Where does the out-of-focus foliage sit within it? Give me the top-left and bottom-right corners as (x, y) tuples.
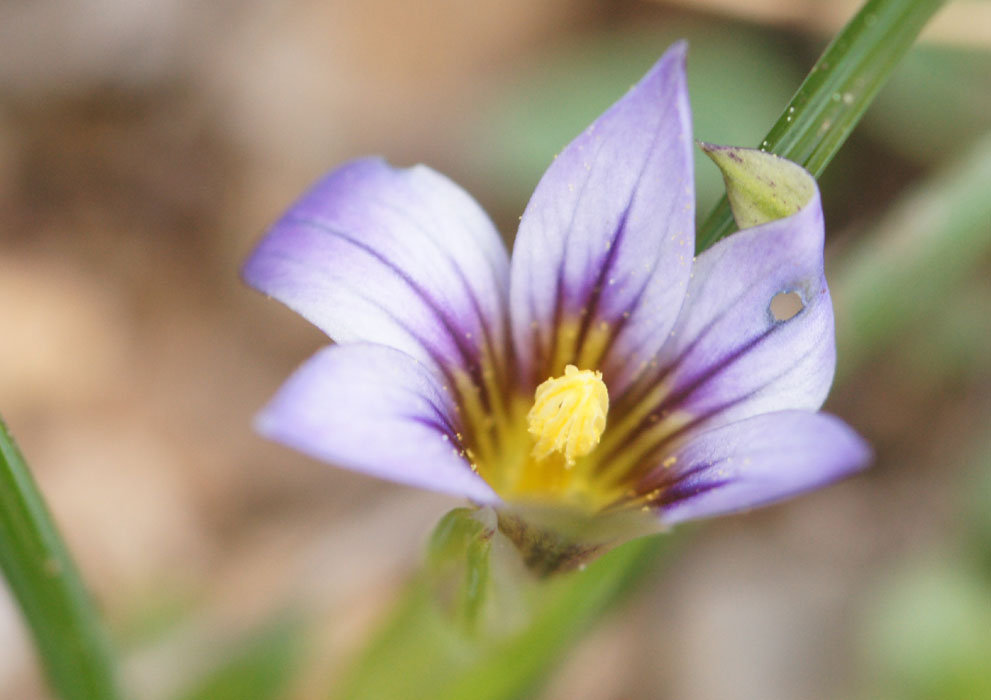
(173, 618), (303, 700)
(858, 432), (991, 700)
(831, 132), (991, 378)
(862, 561), (991, 700)
(967, 442), (991, 578)
(867, 45), (991, 163)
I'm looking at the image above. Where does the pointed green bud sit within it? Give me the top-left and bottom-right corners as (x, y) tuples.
(701, 144), (816, 228)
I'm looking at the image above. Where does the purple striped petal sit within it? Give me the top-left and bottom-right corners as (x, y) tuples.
(242, 158), (511, 381)
(626, 181), (834, 436)
(645, 411), (870, 524)
(509, 43), (695, 391)
(256, 343), (499, 502)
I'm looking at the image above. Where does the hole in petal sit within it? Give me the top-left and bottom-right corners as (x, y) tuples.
(770, 291), (804, 322)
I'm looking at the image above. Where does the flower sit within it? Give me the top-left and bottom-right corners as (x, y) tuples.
(243, 43), (870, 567)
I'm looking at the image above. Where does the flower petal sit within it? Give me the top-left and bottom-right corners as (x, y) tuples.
(614, 170), (834, 444)
(509, 43), (695, 390)
(256, 343), (499, 503)
(645, 411), (870, 524)
(242, 158), (511, 381)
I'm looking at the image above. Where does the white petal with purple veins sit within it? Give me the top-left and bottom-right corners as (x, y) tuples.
(257, 343), (499, 503)
(648, 411), (871, 524)
(645, 181), (834, 434)
(243, 158), (511, 380)
(509, 43), (695, 390)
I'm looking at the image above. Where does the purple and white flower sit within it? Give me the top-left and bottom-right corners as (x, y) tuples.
(243, 43), (869, 557)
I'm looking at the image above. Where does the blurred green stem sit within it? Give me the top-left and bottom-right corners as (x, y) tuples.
(697, 0), (946, 252)
(0, 418), (123, 700)
(335, 524), (673, 700)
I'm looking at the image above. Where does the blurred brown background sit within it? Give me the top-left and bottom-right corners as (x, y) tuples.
(1, 1), (988, 698)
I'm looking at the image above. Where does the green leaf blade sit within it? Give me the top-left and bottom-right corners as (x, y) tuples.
(0, 418), (123, 700)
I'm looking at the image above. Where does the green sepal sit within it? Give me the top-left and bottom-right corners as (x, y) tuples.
(494, 503), (661, 577)
(701, 144), (815, 229)
(426, 507), (495, 632)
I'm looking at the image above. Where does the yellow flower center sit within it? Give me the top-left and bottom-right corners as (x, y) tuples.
(526, 365), (609, 466)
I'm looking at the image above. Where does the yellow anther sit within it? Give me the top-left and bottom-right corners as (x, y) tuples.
(527, 365), (609, 465)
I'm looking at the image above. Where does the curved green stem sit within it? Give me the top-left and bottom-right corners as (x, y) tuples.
(697, 0), (947, 252)
(0, 418), (123, 700)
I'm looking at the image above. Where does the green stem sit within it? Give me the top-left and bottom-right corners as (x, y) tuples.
(0, 417), (123, 700)
(696, 0), (947, 252)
